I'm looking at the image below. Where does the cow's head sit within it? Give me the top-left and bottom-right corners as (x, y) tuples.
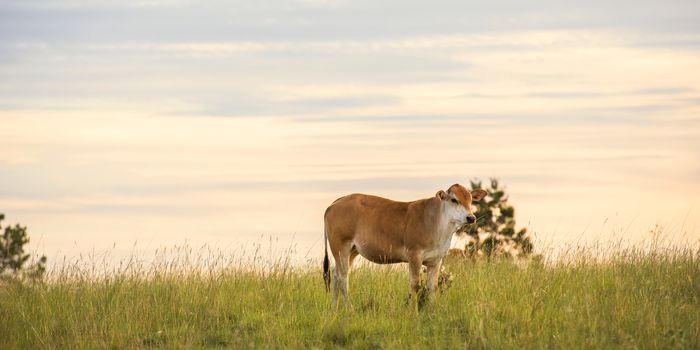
(436, 184), (487, 227)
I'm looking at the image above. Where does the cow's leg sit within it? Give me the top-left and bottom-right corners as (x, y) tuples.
(331, 264), (340, 307)
(330, 248), (342, 307)
(348, 246), (359, 268)
(408, 253), (423, 311)
(332, 241), (353, 310)
(348, 248), (360, 274)
(425, 259), (443, 300)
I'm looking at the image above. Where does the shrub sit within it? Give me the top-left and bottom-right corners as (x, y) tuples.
(0, 213), (47, 279)
(456, 178), (533, 259)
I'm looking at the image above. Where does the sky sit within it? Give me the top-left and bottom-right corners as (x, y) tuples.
(1, 0), (700, 267)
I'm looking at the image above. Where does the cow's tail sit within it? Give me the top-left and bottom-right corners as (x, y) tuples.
(323, 226), (331, 293)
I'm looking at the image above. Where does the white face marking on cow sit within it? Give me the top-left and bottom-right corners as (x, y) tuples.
(444, 193), (470, 226)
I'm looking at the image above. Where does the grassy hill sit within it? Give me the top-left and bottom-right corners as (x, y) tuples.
(1, 244), (698, 349)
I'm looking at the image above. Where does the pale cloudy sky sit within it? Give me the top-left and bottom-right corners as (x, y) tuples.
(1, 0), (699, 266)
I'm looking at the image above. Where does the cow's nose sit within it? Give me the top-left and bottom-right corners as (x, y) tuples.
(466, 215), (476, 224)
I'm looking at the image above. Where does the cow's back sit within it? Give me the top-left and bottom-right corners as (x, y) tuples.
(325, 193), (408, 228)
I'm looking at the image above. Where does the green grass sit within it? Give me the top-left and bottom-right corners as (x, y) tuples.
(1, 245), (699, 349)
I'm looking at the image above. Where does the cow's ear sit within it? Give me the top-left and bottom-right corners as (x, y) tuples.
(436, 190), (447, 200)
(471, 189), (487, 202)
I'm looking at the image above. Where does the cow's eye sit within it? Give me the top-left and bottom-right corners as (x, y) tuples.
(451, 198), (459, 204)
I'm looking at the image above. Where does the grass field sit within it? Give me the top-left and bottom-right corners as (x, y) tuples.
(1, 243), (698, 349)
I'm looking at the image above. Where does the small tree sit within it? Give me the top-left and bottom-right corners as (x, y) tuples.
(456, 178), (533, 259)
(0, 213), (47, 279)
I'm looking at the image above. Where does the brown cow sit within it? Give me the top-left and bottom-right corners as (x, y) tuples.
(323, 183), (487, 308)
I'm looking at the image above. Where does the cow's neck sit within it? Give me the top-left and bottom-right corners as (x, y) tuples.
(435, 201), (460, 245)
(437, 218), (459, 240)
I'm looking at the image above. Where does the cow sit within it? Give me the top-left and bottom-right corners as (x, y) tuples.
(322, 183), (487, 309)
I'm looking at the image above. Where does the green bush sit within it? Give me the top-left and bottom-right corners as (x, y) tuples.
(0, 213), (47, 279)
(457, 178), (533, 258)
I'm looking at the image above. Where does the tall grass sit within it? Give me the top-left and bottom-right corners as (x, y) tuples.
(1, 242), (698, 349)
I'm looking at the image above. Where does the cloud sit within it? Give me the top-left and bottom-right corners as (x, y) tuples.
(632, 87), (695, 95)
(2, 0), (700, 46)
